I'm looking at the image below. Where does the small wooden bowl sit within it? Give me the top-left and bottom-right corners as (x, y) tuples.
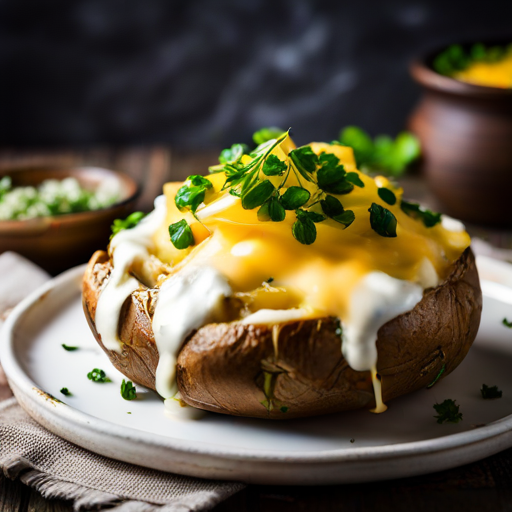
(0, 167), (140, 275)
(409, 43), (512, 226)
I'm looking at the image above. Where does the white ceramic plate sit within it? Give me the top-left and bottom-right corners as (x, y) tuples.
(1, 257), (512, 485)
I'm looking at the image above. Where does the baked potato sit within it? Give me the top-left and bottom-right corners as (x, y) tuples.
(83, 246), (481, 419)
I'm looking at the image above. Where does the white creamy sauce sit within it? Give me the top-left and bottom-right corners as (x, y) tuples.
(441, 215), (465, 233)
(164, 393), (206, 420)
(152, 266), (231, 399)
(95, 196), (167, 352)
(342, 272), (423, 373)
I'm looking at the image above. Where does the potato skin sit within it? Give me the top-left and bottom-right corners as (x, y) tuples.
(83, 248), (482, 419)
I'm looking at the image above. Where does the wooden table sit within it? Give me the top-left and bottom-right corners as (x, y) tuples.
(1, 147), (512, 512)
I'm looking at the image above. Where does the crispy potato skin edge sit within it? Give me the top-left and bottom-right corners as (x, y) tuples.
(82, 248), (482, 419)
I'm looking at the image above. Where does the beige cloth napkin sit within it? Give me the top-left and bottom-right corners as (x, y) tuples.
(0, 252), (244, 511)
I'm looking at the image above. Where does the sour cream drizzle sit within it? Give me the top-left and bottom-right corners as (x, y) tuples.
(95, 196), (167, 352)
(152, 266), (231, 398)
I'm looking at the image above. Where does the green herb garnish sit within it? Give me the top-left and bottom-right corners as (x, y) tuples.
(175, 175), (213, 213)
(503, 318), (512, 328)
(345, 172), (365, 188)
(280, 186), (310, 210)
(289, 145), (318, 182)
(219, 143), (250, 164)
(481, 384), (502, 399)
(400, 200), (441, 228)
(433, 43), (512, 77)
(241, 180), (275, 210)
(338, 126), (420, 177)
(87, 368), (111, 383)
(316, 154), (353, 195)
(267, 277), (274, 283)
(292, 209), (325, 245)
(257, 196), (286, 222)
(62, 344), (78, 351)
(369, 203), (397, 238)
(280, 406), (289, 413)
(377, 187), (397, 205)
(121, 379), (137, 401)
(433, 399), (463, 424)
(262, 154), (287, 176)
(168, 219), (194, 250)
(60, 387), (72, 396)
(426, 364), (446, 389)
(253, 127), (285, 146)
(111, 212), (146, 238)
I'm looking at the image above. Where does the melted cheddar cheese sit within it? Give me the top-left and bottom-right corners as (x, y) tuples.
(453, 51), (512, 89)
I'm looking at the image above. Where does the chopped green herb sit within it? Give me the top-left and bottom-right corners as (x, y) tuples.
(262, 154), (287, 176)
(175, 175), (213, 213)
(321, 195), (344, 218)
(292, 215), (317, 245)
(280, 186), (310, 210)
(280, 406), (289, 413)
(60, 387), (71, 396)
(481, 384), (502, 399)
(87, 368), (111, 383)
(61, 344), (78, 352)
(289, 146), (318, 182)
(219, 143), (249, 164)
(338, 126), (420, 177)
(241, 180), (275, 210)
(111, 212), (146, 238)
(426, 364), (446, 389)
(253, 127), (285, 146)
(377, 187), (397, 205)
(433, 399), (463, 424)
(369, 203), (397, 237)
(317, 162), (353, 195)
(503, 318), (512, 328)
(400, 200), (441, 228)
(258, 196), (286, 222)
(121, 379), (137, 401)
(350, 438), (355, 443)
(333, 210), (355, 228)
(345, 172), (365, 188)
(168, 219), (194, 250)
(267, 277), (274, 283)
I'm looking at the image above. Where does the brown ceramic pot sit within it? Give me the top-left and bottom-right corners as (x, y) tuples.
(409, 48), (512, 226)
(0, 167), (140, 275)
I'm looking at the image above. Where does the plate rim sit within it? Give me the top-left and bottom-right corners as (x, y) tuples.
(2, 260), (512, 468)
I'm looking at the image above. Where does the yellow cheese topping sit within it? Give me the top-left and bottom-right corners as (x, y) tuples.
(453, 51), (512, 89)
(152, 138), (470, 324)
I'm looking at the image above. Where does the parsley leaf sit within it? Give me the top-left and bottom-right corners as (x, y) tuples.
(111, 212), (146, 238)
(241, 180), (275, 210)
(377, 187), (397, 205)
(262, 154), (287, 176)
(62, 344), (78, 351)
(60, 387), (71, 396)
(503, 318), (512, 328)
(87, 368), (111, 383)
(258, 197), (286, 222)
(339, 126), (420, 177)
(289, 146), (318, 182)
(219, 143), (249, 164)
(345, 172), (365, 188)
(481, 384), (502, 399)
(121, 379), (137, 401)
(280, 187), (310, 210)
(292, 216), (316, 245)
(175, 175), (213, 213)
(317, 165), (353, 195)
(333, 210), (355, 228)
(253, 127), (285, 146)
(433, 399), (463, 424)
(400, 200), (441, 228)
(369, 203), (397, 237)
(168, 219), (194, 250)
(297, 209), (325, 223)
(321, 195), (344, 217)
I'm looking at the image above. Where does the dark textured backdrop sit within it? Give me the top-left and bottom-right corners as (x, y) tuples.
(1, 0), (511, 148)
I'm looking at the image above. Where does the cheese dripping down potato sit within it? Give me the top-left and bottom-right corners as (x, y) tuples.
(83, 134), (481, 419)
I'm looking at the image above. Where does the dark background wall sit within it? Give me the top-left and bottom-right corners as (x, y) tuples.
(1, 0), (511, 149)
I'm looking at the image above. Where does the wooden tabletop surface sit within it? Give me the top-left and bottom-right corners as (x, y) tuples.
(1, 147), (512, 512)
